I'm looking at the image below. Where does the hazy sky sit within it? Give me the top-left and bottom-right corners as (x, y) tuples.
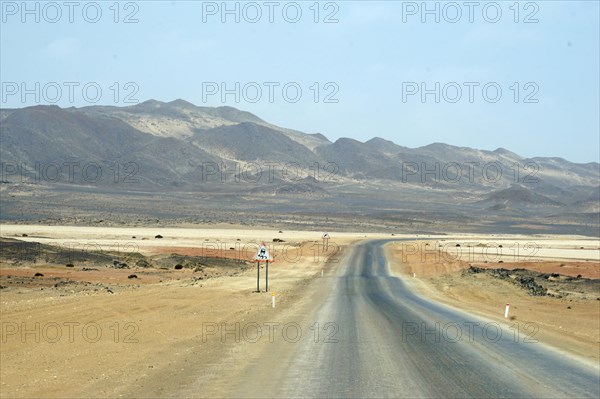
(1, 1), (599, 163)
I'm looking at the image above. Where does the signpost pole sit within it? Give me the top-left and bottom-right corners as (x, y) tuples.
(254, 242), (271, 293)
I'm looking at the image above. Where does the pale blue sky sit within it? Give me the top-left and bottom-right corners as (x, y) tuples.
(1, 1), (599, 163)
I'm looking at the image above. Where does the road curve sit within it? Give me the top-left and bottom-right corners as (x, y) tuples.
(274, 239), (600, 398)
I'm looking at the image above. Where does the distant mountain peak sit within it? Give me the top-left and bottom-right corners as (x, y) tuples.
(310, 132), (330, 142)
(333, 137), (362, 145)
(137, 99), (163, 108)
(420, 142), (456, 150)
(366, 137), (394, 145)
(168, 99), (196, 108)
(214, 105), (265, 124)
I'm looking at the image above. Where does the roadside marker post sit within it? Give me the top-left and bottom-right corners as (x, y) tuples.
(504, 303), (510, 318)
(272, 292), (276, 308)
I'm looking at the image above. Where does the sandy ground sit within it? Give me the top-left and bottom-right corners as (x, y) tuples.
(1, 226), (599, 398)
(386, 237), (600, 364)
(0, 225), (390, 398)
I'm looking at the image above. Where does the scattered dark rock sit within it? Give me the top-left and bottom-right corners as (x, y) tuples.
(487, 268), (510, 279)
(174, 264), (183, 270)
(155, 235), (163, 239)
(66, 263), (74, 268)
(22, 233), (28, 237)
(128, 274), (138, 279)
(273, 238), (285, 243)
(466, 266), (548, 296)
(466, 266), (484, 274)
(113, 260), (128, 269)
(34, 272), (44, 277)
(455, 244), (461, 247)
(514, 276), (547, 296)
(567, 306), (571, 309)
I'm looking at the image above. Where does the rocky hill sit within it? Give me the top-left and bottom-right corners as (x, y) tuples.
(1, 101), (598, 219)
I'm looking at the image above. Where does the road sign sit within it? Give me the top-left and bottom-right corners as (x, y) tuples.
(322, 232), (330, 251)
(253, 242), (272, 292)
(254, 243), (272, 262)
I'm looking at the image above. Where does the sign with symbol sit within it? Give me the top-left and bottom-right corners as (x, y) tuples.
(322, 232), (330, 251)
(254, 243), (272, 262)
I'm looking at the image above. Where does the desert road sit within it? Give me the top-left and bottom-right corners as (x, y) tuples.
(208, 239), (599, 399)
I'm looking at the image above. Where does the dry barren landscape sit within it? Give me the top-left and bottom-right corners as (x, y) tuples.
(1, 224), (598, 398)
(2, 2), (599, 396)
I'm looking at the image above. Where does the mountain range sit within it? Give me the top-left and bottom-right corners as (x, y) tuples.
(1, 100), (599, 218)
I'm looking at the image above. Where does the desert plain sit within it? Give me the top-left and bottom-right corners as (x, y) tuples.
(0, 224), (598, 398)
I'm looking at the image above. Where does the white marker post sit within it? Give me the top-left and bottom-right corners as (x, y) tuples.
(321, 270), (324, 277)
(413, 273), (416, 278)
(504, 303), (510, 318)
(272, 292), (276, 308)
